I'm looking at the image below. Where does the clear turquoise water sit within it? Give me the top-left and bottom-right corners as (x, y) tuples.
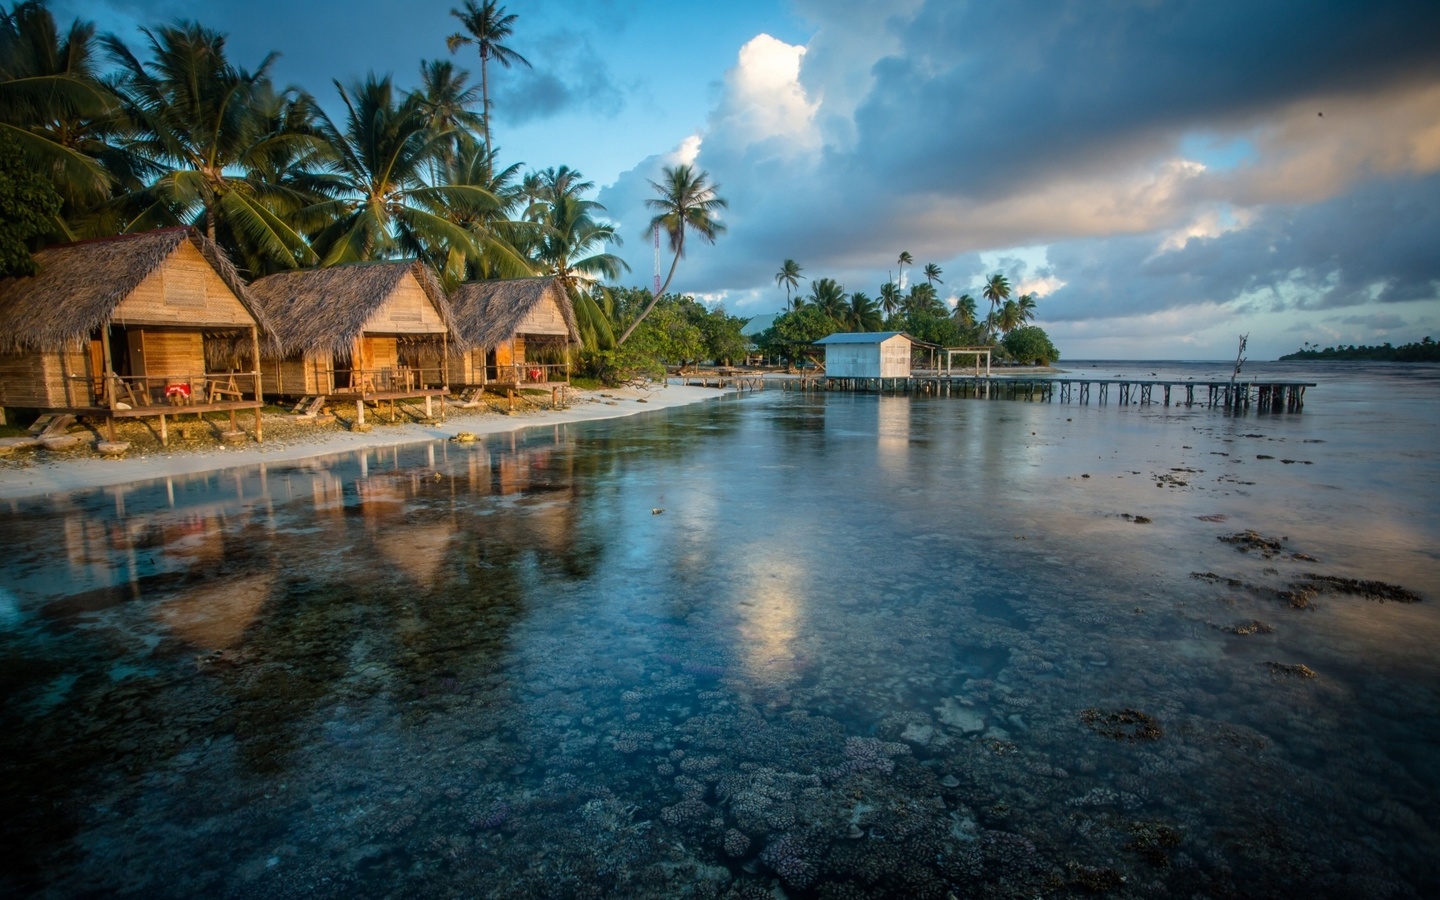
(2, 362), (1437, 898)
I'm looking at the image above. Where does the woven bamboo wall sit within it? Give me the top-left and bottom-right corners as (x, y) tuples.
(359, 274), (447, 335)
(448, 348), (483, 385)
(516, 292), (570, 336)
(112, 241), (254, 327)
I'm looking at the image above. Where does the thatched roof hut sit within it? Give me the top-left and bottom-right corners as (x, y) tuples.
(249, 259), (452, 359)
(0, 228), (273, 432)
(448, 277), (580, 387)
(0, 227), (271, 352)
(448, 277), (580, 351)
(249, 260), (454, 398)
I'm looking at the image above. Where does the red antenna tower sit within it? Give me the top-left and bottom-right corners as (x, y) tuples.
(653, 223), (661, 296)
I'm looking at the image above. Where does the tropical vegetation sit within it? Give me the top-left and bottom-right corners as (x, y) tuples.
(0, 0), (745, 383)
(754, 256), (1060, 365)
(1279, 338), (1439, 362)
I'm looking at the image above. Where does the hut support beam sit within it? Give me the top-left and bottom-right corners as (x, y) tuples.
(158, 413), (168, 447)
(250, 325), (263, 443)
(356, 399), (366, 428)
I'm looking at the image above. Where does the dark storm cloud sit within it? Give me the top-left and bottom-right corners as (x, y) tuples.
(1042, 172), (1440, 322)
(491, 31), (628, 124)
(843, 0), (1440, 200)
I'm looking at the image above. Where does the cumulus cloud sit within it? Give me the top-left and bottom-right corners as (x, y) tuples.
(595, 0), (1440, 355)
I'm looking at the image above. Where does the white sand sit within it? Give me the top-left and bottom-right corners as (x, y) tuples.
(0, 384), (733, 501)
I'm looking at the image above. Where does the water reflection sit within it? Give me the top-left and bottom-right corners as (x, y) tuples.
(1, 385), (1438, 897)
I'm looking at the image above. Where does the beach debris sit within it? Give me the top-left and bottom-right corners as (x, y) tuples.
(1265, 662), (1317, 679)
(450, 432), (477, 443)
(1196, 514), (1228, 522)
(1119, 513), (1152, 524)
(1080, 707), (1162, 742)
(94, 441), (130, 457)
(651, 508), (664, 515)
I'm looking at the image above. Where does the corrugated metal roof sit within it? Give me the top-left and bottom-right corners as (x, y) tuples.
(814, 331), (939, 347)
(814, 331), (907, 344)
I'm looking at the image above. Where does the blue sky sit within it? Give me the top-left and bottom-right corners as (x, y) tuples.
(59, 0), (1440, 359)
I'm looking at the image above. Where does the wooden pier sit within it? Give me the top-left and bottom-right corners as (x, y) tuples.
(784, 375), (1315, 411)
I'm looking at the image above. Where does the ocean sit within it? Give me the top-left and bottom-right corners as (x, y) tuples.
(1, 360), (1437, 897)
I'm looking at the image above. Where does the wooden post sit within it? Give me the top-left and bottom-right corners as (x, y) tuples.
(159, 412), (168, 447)
(356, 398), (365, 427)
(425, 394), (433, 419)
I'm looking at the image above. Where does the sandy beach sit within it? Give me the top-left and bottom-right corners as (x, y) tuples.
(0, 382), (732, 501)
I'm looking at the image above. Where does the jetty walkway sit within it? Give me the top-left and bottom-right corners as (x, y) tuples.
(790, 375), (1315, 411)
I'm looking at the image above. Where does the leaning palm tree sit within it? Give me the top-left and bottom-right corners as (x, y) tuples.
(982, 272), (1011, 313)
(104, 21), (320, 269)
(617, 163), (726, 345)
(923, 262), (943, 285)
(775, 258), (803, 305)
(896, 250), (913, 289)
(305, 74), (499, 267)
(446, 0), (530, 152)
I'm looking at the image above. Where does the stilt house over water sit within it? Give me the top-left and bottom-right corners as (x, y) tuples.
(0, 228), (272, 442)
(248, 260), (454, 419)
(447, 277), (581, 399)
(815, 332), (928, 379)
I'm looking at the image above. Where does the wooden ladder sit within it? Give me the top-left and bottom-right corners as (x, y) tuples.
(293, 396), (326, 419)
(29, 413), (75, 438)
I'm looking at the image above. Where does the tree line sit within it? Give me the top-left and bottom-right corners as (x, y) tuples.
(0, 0), (727, 364)
(761, 255), (1059, 366)
(1279, 338), (1439, 362)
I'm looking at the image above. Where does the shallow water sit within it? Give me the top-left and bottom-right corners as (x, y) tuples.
(2, 362), (1438, 898)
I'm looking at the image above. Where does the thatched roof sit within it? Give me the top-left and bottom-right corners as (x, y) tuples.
(249, 260), (453, 357)
(448, 276), (581, 351)
(0, 227), (272, 352)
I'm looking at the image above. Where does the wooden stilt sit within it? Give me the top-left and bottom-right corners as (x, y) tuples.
(357, 398), (365, 427)
(159, 413), (168, 447)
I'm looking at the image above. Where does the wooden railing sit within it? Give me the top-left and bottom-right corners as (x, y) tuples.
(71, 373), (263, 409)
(488, 362), (571, 385)
(340, 366), (448, 394)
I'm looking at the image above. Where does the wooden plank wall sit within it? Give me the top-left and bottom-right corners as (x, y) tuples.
(127, 329), (204, 378)
(0, 344), (92, 407)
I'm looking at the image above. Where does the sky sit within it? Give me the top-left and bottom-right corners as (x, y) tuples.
(58, 0), (1440, 360)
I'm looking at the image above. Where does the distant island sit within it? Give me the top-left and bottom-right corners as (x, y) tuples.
(1280, 337), (1439, 361)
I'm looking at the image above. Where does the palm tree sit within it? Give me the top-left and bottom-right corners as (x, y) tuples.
(896, 250), (912, 289)
(446, 0), (530, 151)
(305, 74), (499, 266)
(416, 58), (483, 175)
(878, 280), (902, 317)
(617, 163), (726, 345)
(952, 293), (978, 329)
(995, 298), (1023, 334)
(847, 291), (882, 331)
(902, 282), (944, 317)
(923, 262), (943, 285)
(104, 22), (319, 268)
(982, 272), (1011, 313)
(425, 134), (531, 283)
(0, 1), (120, 209)
(1015, 292), (1037, 326)
(808, 277), (847, 323)
(775, 258), (803, 306)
